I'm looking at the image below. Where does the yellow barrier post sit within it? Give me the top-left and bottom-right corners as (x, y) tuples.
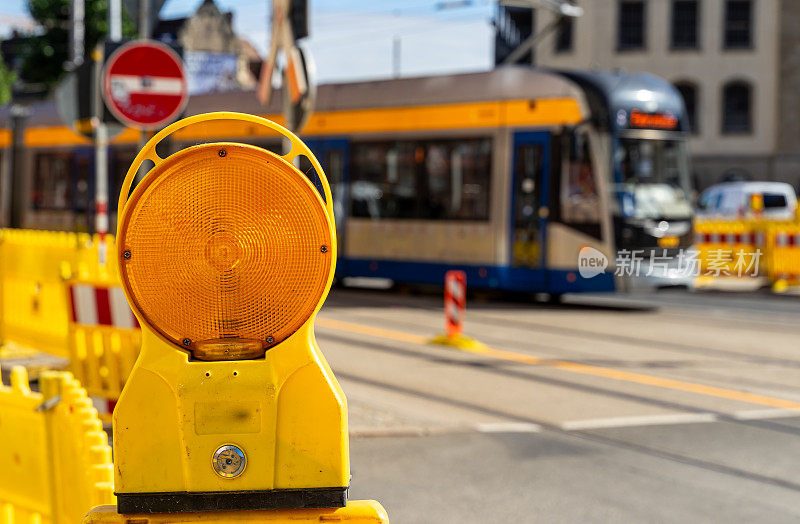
(85, 113), (388, 522)
(0, 365), (114, 523)
(764, 222), (800, 293)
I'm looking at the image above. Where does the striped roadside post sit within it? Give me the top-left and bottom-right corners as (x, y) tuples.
(444, 270), (467, 339)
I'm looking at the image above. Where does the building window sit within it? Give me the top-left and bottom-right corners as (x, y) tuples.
(724, 0), (752, 49)
(618, 1), (646, 50)
(555, 16), (574, 53)
(674, 82), (698, 134)
(671, 0), (698, 49)
(722, 81), (752, 134)
(350, 138), (492, 220)
(494, 5), (534, 65)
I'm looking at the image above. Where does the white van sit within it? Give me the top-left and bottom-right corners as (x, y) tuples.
(697, 182), (797, 220)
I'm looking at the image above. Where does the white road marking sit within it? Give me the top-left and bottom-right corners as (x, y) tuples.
(560, 413), (718, 431)
(732, 408), (800, 420)
(476, 422), (542, 433)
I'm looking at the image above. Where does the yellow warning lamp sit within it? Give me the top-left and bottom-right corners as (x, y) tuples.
(750, 192), (764, 215)
(111, 112), (350, 514)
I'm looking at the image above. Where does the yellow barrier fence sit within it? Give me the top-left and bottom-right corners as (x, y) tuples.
(694, 218), (766, 277)
(0, 366), (115, 523)
(65, 280), (141, 402)
(0, 229), (116, 357)
(693, 215), (800, 291)
(762, 222), (800, 291)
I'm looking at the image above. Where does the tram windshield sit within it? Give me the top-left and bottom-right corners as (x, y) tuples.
(615, 138), (693, 220)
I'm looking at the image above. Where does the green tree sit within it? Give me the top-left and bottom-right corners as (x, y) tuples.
(20, 0), (135, 93)
(0, 52), (16, 105)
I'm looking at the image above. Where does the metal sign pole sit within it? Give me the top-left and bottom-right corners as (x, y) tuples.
(135, 0), (150, 183)
(70, 0), (85, 68)
(93, 52), (109, 264)
(109, 0), (122, 40)
(95, 0), (122, 264)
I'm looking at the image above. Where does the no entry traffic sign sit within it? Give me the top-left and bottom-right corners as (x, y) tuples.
(102, 40), (188, 129)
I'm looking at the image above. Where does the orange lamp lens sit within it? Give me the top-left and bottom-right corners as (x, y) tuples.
(118, 143), (333, 356)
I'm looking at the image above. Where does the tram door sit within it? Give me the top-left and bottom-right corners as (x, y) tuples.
(510, 132), (550, 283)
(304, 138), (349, 247)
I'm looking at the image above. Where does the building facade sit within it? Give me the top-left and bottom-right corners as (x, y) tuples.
(504, 0), (798, 192)
(154, 0), (259, 95)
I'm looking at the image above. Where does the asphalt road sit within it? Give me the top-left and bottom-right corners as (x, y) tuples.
(317, 287), (800, 523)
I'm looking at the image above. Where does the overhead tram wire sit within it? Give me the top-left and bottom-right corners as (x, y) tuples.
(160, 0), (489, 25)
(308, 9), (492, 49)
(313, 1), (448, 21)
(312, 0), (492, 22)
(310, 10), (491, 45)
(277, 0), (492, 44)
(159, 0), (490, 52)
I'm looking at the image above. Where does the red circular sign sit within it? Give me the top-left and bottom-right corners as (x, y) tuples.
(102, 40), (188, 129)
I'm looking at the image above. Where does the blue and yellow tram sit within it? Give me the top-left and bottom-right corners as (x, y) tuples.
(0, 67), (693, 295)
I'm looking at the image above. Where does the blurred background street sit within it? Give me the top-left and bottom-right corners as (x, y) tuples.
(2, 0), (800, 522)
(330, 288), (800, 522)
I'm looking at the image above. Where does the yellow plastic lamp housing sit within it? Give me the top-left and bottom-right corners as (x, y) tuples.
(110, 113), (349, 515)
(118, 143), (332, 359)
(750, 192), (764, 213)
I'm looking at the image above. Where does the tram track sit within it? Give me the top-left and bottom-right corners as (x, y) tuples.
(335, 368), (800, 494)
(334, 305), (800, 395)
(317, 328), (800, 438)
(332, 309), (800, 401)
(466, 310), (800, 369)
(326, 290), (800, 371)
(318, 289), (800, 493)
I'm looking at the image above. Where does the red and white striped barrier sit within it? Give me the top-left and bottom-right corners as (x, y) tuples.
(694, 231), (765, 246)
(444, 270), (466, 338)
(68, 283), (139, 329)
(775, 231), (800, 247)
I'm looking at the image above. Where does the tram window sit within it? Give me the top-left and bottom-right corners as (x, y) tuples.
(617, 138), (692, 219)
(295, 154), (326, 203)
(111, 148), (137, 210)
(351, 142), (414, 219)
(256, 141), (283, 155)
(451, 141), (492, 219)
(73, 156), (91, 214)
(326, 149), (347, 232)
(350, 139), (491, 221)
(32, 152), (71, 210)
(561, 133), (601, 228)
